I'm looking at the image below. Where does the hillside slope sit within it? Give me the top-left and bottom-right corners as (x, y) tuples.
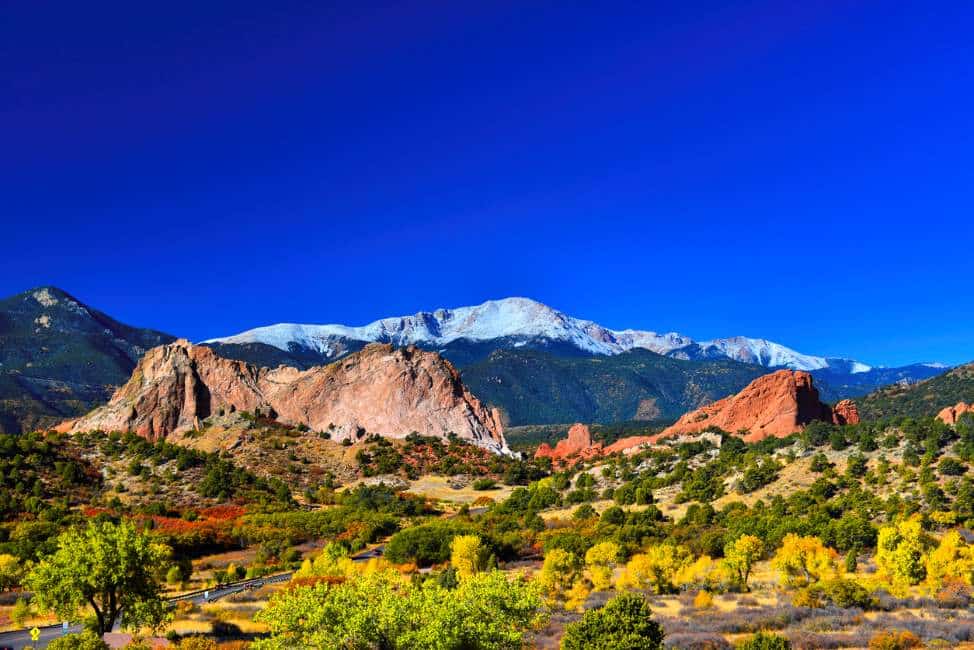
(458, 348), (768, 425)
(0, 287), (175, 432)
(858, 361), (974, 420)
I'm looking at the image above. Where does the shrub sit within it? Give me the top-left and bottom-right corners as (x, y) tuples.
(166, 565), (183, 585)
(177, 637), (217, 650)
(573, 504), (597, 521)
(939, 457), (966, 476)
(693, 590), (714, 609)
(472, 478), (497, 490)
(810, 453), (833, 473)
(867, 630), (923, 650)
(736, 632), (791, 650)
(560, 593), (665, 650)
(820, 578), (874, 609)
(47, 631), (110, 650)
(935, 579), (972, 608)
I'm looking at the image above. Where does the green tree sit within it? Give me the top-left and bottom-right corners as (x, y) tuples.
(560, 593), (664, 650)
(254, 569), (545, 649)
(25, 520), (169, 634)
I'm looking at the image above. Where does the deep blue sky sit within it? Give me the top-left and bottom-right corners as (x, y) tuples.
(2, 2), (972, 366)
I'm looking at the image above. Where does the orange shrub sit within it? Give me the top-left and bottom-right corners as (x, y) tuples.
(868, 630), (923, 650)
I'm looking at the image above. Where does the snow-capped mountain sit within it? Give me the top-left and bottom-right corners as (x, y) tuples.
(204, 297), (870, 373)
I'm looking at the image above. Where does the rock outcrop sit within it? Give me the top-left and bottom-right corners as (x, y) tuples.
(603, 435), (657, 455)
(534, 423), (602, 465)
(61, 340), (509, 454)
(652, 370), (856, 443)
(831, 399), (861, 426)
(938, 402), (974, 426)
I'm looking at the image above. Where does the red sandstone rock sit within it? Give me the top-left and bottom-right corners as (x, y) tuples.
(63, 340), (509, 454)
(831, 399), (860, 426)
(603, 435), (656, 455)
(534, 423), (602, 464)
(937, 402), (973, 426)
(653, 370), (853, 444)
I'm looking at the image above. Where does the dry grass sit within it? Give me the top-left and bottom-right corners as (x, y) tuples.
(402, 475), (516, 504)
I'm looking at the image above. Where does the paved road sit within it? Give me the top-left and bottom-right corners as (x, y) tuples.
(0, 572), (293, 649)
(351, 544), (385, 562)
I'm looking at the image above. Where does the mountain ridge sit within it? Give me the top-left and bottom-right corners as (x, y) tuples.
(205, 296), (932, 374)
(0, 286), (176, 432)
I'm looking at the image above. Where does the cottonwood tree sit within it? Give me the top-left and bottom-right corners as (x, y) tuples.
(0, 553), (23, 591)
(771, 534), (837, 588)
(724, 535), (763, 591)
(876, 516), (929, 590)
(254, 569), (545, 649)
(26, 520), (169, 634)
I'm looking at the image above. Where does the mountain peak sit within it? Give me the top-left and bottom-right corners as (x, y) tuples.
(205, 297), (875, 373)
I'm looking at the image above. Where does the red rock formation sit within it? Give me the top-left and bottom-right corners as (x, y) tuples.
(534, 423), (602, 464)
(653, 370), (853, 444)
(603, 435), (656, 455)
(62, 340), (509, 454)
(831, 399), (860, 426)
(938, 402), (973, 426)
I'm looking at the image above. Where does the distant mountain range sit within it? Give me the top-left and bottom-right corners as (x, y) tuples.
(0, 288), (955, 431)
(204, 297), (948, 424)
(205, 296), (885, 372)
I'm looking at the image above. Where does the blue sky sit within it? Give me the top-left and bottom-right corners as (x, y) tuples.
(2, 1), (972, 366)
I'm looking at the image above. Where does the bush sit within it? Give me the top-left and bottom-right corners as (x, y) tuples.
(693, 590), (714, 609)
(472, 478), (497, 490)
(560, 593), (664, 650)
(166, 565), (183, 585)
(573, 504), (597, 521)
(820, 578), (874, 609)
(736, 632), (791, 650)
(867, 630), (923, 650)
(385, 520), (475, 567)
(939, 457), (966, 476)
(935, 579), (972, 608)
(177, 637), (218, 650)
(47, 631), (110, 650)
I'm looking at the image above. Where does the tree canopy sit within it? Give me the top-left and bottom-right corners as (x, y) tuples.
(26, 520), (169, 634)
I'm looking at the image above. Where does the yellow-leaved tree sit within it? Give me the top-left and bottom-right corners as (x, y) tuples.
(771, 534), (837, 587)
(674, 555), (727, 592)
(723, 534), (763, 591)
(295, 541), (356, 578)
(876, 516), (929, 591)
(0, 554), (23, 592)
(584, 541), (621, 591)
(618, 544), (692, 594)
(538, 549), (582, 603)
(925, 530), (973, 591)
(450, 535), (489, 580)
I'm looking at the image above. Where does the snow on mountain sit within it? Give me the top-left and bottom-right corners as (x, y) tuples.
(692, 336), (871, 373)
(204, 297), (872, 372)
